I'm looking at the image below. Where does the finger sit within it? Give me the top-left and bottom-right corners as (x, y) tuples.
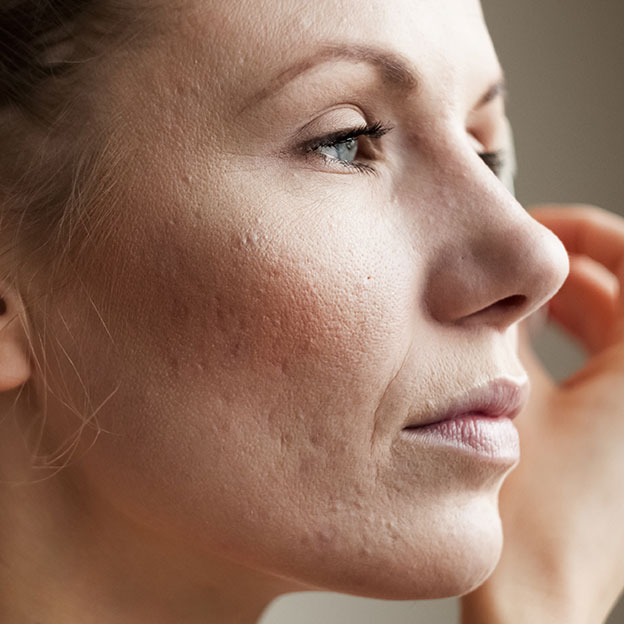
(527, 205), (624, 291)
(547, 254), (620, 355)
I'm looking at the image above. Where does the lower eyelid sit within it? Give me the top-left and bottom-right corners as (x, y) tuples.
(302, 149), (376, 176)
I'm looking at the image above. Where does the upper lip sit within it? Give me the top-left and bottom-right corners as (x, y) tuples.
(402, 377), (531, 429)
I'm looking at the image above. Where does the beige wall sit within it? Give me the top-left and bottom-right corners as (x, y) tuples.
(260, 1), (624, 622)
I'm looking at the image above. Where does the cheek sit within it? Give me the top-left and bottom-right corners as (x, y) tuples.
(68, 185), (418, 524)
(136, 196), (417, 440)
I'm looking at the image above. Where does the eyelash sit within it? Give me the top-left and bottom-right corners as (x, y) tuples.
(303, 121), (507, 179)
(303, 121), (392, 175)
(478, 151), (506, 179)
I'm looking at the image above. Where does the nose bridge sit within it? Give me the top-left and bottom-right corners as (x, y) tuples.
(423, 178), (569, 329)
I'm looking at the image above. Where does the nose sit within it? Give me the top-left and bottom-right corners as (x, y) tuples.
(423, 183), (570, 330)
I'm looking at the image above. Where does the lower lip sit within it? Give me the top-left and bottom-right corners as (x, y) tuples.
(400, 414), (519, 460)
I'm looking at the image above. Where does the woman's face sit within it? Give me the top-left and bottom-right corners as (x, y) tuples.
(39, 0), (568, 600)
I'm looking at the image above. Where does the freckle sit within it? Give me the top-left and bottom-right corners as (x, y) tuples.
(367, 276), (371, 280)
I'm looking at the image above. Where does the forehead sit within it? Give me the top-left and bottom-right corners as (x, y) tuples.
(152, 0), (499, 113)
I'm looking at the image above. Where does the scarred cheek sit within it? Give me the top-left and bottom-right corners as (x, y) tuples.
(97, 175), (420, 453)
(192, 238), (387, 376)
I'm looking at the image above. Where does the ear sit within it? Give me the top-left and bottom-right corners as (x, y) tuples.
(0, 286), (31, 392)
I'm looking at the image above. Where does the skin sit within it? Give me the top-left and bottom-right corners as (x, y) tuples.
(6, 0), (623, 622)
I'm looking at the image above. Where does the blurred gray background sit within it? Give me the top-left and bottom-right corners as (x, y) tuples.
(260, 1), (624, 622)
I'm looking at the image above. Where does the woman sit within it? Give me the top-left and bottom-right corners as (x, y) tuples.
(1, 0), (623, 622)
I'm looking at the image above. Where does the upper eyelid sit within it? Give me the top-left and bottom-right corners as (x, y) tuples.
(291, 98), (506, 156)
(302, 127), (367, 151)
(302, 121), (393, 152)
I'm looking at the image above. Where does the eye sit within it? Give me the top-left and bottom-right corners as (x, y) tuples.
(303, 121), (393, 174)
(302, 123), (507, 179)
(317, 136), (359, 165)
(479, 150), (506, 179)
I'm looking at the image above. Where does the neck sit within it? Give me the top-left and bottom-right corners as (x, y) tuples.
(0, 419), (297, 624)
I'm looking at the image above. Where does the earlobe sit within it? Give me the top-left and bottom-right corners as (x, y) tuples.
(0, 291), (31, 392)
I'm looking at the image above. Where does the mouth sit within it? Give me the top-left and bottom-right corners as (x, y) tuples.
(402, 377), (531, 431)
(399, 377), (529, 459)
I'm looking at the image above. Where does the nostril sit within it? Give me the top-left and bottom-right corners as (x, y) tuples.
(483, 294), (528, 320)
(461, 294), (528, 327)
(496, 294), (527, 311)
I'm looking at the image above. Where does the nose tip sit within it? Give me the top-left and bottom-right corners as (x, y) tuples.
(425, 211), (570, 330)
(522, 218), (570, 307)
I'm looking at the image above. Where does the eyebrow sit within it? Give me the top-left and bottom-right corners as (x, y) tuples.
(476, 79), (506, 108)
(241, 43), (505, 113)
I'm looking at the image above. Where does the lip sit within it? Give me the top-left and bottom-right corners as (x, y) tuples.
(402, 377), (531, 430)
(400, 377), (529, 460)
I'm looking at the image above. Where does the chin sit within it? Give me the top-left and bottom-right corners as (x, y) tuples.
(418, 499), (505, 599)
(274, 494), (505, 602)
(345, 529), (502, 601)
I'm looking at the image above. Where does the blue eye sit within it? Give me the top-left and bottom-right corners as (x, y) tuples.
(316, 137), (359, 165)
(304, 121), (392, 174)
(304, 122), (506, 179)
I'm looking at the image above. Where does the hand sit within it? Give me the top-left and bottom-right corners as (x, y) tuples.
(462, 204), (624, 624)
